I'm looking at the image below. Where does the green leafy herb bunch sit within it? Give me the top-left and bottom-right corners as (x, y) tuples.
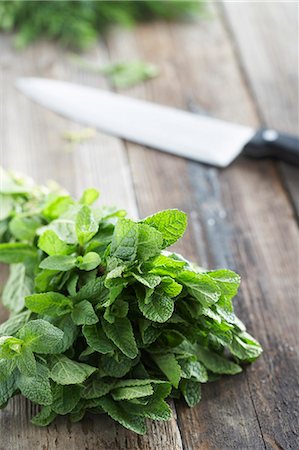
(0, 168), (262, 434)
(0, 1), (203, 50)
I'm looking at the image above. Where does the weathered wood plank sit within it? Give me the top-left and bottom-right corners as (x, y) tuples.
(222, 1), (299, 218)
(0, 36), (183, 450)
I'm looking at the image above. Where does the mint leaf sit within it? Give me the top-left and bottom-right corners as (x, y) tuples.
(0, 373), (17, 406)
(79, 188), (99, 206)
(143, 209), (187, 248)
(178, 271), (221, 307)
(102, 318), (138, 359)
(196, 346), (242, 375)
(97, 396), (146, 434)
(18, 319), (64, 354)
(100, 353), (133, 378)
(138, 290), (174, 323)
(112, 384), (153, 401)
(151, 353), (181, 388)
(50, 355), (96, 385)
(75, 205), (98, 246)
(31, 406), (57, 426)
(9, 215), (41, 241)
(25, 292), (73, 316)
(0, 311), (31, 337)
(0, 243), (36, 263)
(83, 324), (114, 354)
(82, 376), (113, 399)
(42, 195), (74, 220)
(2, 264), (33, 313)
(75, 252), (101, 271)
(51, 384), (82, 415)
(181, 379), (201, 407)
(39, 255), (77, 271)
(71, 301), (99, 325)
(137, 223), (163, 261)
(17, 363), (52, 405)
(110, 218), (138, 262)
(16, 347), (36, 376)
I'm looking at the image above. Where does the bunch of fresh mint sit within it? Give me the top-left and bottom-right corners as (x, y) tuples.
(0, 168), (262, 434)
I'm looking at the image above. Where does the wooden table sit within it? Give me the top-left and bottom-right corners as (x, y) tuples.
(0, 2), (298, 449)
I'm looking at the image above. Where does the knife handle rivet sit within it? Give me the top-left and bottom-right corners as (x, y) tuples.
(263, 129), (279, 142)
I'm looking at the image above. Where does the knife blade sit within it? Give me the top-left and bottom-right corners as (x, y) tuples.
(16, 78), (299, 167)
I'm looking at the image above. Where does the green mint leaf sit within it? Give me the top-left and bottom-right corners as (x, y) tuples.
(71, 301), (99, 325)
(2, 264), (33, 313)
(178, 357), (208, 382)
(17, 363), (52, 405)
(74, 278), (108, 304)
(25, 292), (73, 317)
(83, 324), (114, 354)
(181, 379), (201, 407)
(100, 353), (133, 378)
(138, 290), (174, 323)
(18, 319), (64, 354)
(16, 347), (36, 376)
(178, 271), (221, 307)
(101, 60), (158, 89)
(9, 215), (41, 241)
(151, 353), (181, 388)
(82, 376), (113, 399)
(97, 396), (146, 435)
(39, 255), (77, 271)
(196, 346), (242, 375)
(143, 209), (187, 248)
(0, 336), (24, 359)
(0, 373), (17, 407)
(0, 242), (36, 263)
(75, 252), (101, 271)
(0, 311), (30, 337)
(42, 219), (77, 244)
(207, 269), (240, 304)
(149, 254), (186, 277)
(137, 223), (163, 261)
(110, 218), (138, 262)
(38, 230), (75, 256)
(102, 318), (138, 359)
(54, 315), (78, 352)
(75, 205), (98, 246)
(51, 384), (82, 415)
(79, 188), (99, 205)
(132, 272), (161, 289)
(31, 406), (57, 427)
(42, 195), (74, 220)
(112, 384), (153, 401)
(160, 277), (182, 297)
(0, 359), (16, 382)
(50, 355), (96, 385)
(228, 332), (263, 362)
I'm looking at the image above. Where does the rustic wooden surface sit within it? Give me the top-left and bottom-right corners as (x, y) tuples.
(0, 2), (298, 449)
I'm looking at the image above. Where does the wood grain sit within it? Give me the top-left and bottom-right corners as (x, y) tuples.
(222, 1), (299, 218)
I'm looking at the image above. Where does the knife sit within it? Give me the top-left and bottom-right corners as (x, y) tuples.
(16, 78), (299, 167)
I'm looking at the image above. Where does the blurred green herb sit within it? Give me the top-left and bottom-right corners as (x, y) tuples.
(70, 54), (159, 88)
(0, 0), (204, 50)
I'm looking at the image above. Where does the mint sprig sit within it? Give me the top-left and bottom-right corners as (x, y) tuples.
(0, 168), (262, 434)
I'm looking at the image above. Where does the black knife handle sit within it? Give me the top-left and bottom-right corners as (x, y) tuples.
(243, 128), (299, 166)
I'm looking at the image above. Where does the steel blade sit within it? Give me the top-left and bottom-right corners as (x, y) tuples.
(16, 78), (255, 167)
